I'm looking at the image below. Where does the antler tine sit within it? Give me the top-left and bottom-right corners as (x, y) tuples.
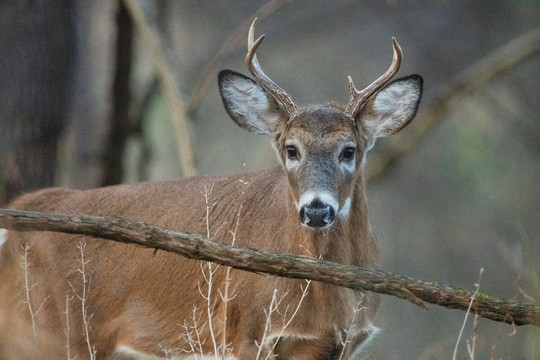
(245, 18), (297, 118)
(345, 37), (403, 118)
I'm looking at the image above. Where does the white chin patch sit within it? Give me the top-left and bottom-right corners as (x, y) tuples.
(296, 191), (339, 213)
(338, 197), (351, 220)
(0, 229), (7, 248)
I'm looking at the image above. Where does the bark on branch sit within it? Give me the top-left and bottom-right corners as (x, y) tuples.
(0, 208), (538, 327)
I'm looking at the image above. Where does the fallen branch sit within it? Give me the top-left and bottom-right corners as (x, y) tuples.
(0, 208), (538, 327)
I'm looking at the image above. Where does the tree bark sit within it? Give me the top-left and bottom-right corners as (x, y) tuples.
(0, 1), (75, 205)
(0, 208), (538, 327)
(101, 1), (134, 186)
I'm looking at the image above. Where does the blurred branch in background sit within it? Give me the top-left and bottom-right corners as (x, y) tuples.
(1, 208), (539, 327)
(366, 28), (540, 184)
(122, 0), (295, 178)
(123, 0), (197, 177)
(186, 0), (296, 115)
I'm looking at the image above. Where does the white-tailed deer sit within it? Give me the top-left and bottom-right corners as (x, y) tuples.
(0, 20), (422, 359)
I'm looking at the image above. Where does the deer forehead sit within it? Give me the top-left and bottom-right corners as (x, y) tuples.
(280, 106), (361, 149)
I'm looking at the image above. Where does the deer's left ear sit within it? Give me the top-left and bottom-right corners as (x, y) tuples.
(359, 75), (423, 140)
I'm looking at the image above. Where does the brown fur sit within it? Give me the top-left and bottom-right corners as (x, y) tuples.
(0, 34), (422, 358)
(0, 166), (379, 359)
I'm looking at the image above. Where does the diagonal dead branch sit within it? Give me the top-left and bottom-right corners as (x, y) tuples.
(0, 208), (539, 327)
(123, 0), (197, 177)
(186, 0), (296, 115)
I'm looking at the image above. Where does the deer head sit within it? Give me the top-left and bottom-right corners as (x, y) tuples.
(219, 19), (422, 229)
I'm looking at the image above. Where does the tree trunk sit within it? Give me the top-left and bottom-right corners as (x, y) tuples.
(101, 1), (134, 186)
(0, 1), (75, 205)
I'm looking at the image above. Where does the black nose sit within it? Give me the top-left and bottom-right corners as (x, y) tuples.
(299, 199), (335, 228)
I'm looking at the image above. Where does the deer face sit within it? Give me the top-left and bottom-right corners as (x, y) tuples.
(219, 71), (422, 229)
(218, 20), (422, 229)
(274, 107), (364, 228)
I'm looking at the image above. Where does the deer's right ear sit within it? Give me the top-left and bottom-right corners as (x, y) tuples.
(219, 70), (284, 135)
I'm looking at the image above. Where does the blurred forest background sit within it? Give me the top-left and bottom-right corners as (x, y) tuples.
(0, 0), (539, 359)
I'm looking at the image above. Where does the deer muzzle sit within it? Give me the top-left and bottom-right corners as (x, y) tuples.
(299, 197), (336, 228)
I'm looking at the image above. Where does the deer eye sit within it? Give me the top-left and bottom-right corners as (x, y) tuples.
(286, 145), (298, 159)
(340, 147), (355, 162)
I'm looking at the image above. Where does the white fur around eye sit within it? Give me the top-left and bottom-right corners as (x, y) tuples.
(286, 158), (300, 171)
(340, 161), (355, 174)
(338, 143), (356, 174)
(284, 139), (303, 172)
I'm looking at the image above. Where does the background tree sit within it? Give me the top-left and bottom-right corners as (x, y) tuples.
(0, 1), (75, 204)
(0, 1), (538, 358)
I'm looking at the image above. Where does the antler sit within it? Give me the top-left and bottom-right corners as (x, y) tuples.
(245, 18), (297, 118)
(345, 38), (403, 118)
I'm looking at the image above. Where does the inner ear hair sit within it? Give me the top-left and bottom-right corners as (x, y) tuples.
(218, 70), (283, 135)
(358, 74), (423, 139)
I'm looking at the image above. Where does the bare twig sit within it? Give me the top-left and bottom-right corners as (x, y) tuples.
(366, 28), (540, 184)
(123, 0), (197, 177)
(255, 289), (285, 360)
(517, 276), (536, 304)
(158, 344), (178, 360)
(199, 183), (220, 356)
(63, 294), (74, 360)
(21, 243), (36, 337)
(264, 280), (311, 359)
(186, 0), (296, 115)
(1, 208), (539, 327)
(466, 311), (480, 360)
(219, 183), (245, 358)
(453, 268), (484, 360)
(339, 294), (367, 360)
(20, 243), (51, 338)
(68, 240), (96, 360)
(178, 306), (206, 358)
